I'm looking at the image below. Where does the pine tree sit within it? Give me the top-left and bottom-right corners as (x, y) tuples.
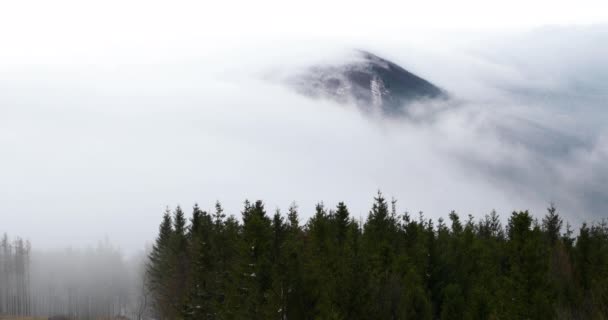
(213, 201), (226, 228)
(542, 204), (563, 245)
(335, 202), (350, 246)
(182, 204), (216, 320)
(237, 200), (273, 319)
(147, 208), (174, 319)
(145, 195), (608, 320)
(287, 202), (299, 231)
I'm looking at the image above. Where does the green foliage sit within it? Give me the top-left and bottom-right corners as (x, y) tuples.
(147, 208), (175, 319)
(147, 196), (608, 319)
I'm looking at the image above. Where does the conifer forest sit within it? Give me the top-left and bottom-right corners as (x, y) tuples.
(144, 193), (608, 319)
(1, 194), (608, 319)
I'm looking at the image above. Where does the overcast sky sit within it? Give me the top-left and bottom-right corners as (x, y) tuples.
(1, 0), (607, 254)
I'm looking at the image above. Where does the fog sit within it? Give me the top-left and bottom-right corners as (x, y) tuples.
(0, 234), (148, 318)
(1, 0), (608, 258)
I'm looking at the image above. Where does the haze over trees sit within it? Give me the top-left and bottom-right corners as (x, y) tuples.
(147, 192), (608, 319)
(0, 235), (147, 319)
(0, 234), (31, 316)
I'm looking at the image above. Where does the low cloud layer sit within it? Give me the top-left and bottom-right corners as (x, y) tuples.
(0, 26), (606, 253)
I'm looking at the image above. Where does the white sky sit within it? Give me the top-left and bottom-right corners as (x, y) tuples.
(1, 0), (607, 65)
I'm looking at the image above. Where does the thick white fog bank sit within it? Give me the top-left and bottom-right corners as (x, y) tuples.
(1, 27), (607, 252)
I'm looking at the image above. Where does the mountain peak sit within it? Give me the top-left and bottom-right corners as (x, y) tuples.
(288, 50), (446, 115)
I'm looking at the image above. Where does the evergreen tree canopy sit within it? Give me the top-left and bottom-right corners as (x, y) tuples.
(146, 195), (608, 320)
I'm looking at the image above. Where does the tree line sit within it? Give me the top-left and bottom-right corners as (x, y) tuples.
(0, 234), (31, 316)
(0, 234), (140, 319)
(27, 242), (132, 319)
(147, 192), (608, 319)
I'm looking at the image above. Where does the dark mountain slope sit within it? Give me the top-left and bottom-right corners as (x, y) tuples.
(289, 50), (446, 115)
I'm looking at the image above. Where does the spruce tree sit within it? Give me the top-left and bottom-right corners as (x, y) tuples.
(145, 194), (608, 319)
(147, 208), (174, 319)
(542, 204), (563, 245)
